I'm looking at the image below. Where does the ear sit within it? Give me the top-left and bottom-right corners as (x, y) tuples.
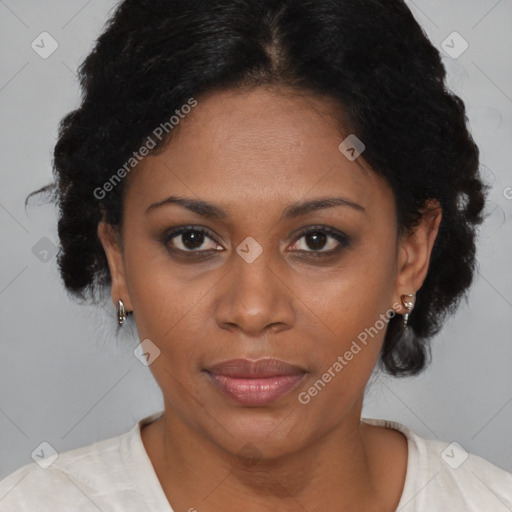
(393, 199), (442, 311)
(97, 221), (133, 312)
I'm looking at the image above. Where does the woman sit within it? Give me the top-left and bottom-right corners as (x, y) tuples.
(1, 0), (510, 510)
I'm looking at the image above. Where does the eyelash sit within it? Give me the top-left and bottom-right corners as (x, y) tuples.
(162, 225), (350, 260)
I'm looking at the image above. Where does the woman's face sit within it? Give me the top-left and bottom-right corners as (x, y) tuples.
(99, 86), (439, 459)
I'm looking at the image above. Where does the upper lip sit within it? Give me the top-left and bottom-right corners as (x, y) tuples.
(205, 358), (306, 378)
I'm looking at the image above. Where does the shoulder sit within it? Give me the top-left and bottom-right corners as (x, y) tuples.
(416, 435), (512, 510)
(362, 417), (512, 511)
(0, 426), (138, 511)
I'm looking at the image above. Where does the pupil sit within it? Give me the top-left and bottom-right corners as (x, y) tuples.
(306, 231), (326, 250)
(183, 231), (204, 249)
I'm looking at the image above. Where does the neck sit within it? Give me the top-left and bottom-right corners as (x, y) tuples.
(142, 399), (393, 512)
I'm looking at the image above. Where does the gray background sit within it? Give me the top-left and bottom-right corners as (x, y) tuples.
(1, 0), (511, 481)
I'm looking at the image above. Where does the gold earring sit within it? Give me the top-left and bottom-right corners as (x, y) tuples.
(117, 299), (127, 326)
(401, 294), (415, 328)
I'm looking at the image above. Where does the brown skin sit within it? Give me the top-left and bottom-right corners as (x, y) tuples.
(98, 86), (442, 512)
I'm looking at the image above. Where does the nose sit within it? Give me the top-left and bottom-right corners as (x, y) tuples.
(214, 247), (295, 338)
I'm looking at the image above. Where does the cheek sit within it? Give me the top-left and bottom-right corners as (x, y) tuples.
(306, 233), (396, 330)
(121, 237), (207, 353)
(299, 241), (397, 399)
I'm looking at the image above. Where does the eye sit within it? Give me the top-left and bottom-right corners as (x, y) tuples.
(162, 225), (350, 259)
(289, 226), (350, 257)
(164, 226), (223, 253)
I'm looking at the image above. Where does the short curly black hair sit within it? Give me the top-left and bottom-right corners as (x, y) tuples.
(28, 0), (487, 377)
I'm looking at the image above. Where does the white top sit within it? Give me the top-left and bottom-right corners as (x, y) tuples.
(1, 410), (511, 511)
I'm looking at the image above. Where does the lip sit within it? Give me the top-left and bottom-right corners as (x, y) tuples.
(204, 358), (307, 406)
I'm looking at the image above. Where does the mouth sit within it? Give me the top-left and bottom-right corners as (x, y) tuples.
(203, 358), (307, 406)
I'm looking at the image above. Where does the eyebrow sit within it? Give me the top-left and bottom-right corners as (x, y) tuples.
(145, 195), (365, 220)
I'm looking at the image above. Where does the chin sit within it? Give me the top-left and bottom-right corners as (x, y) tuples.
(206, 405), (315, 462)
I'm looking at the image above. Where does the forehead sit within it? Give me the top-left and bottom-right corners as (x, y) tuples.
(123, 87), (391, 220)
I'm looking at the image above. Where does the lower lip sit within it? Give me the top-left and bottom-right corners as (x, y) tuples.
(206, 373), (306, 406)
